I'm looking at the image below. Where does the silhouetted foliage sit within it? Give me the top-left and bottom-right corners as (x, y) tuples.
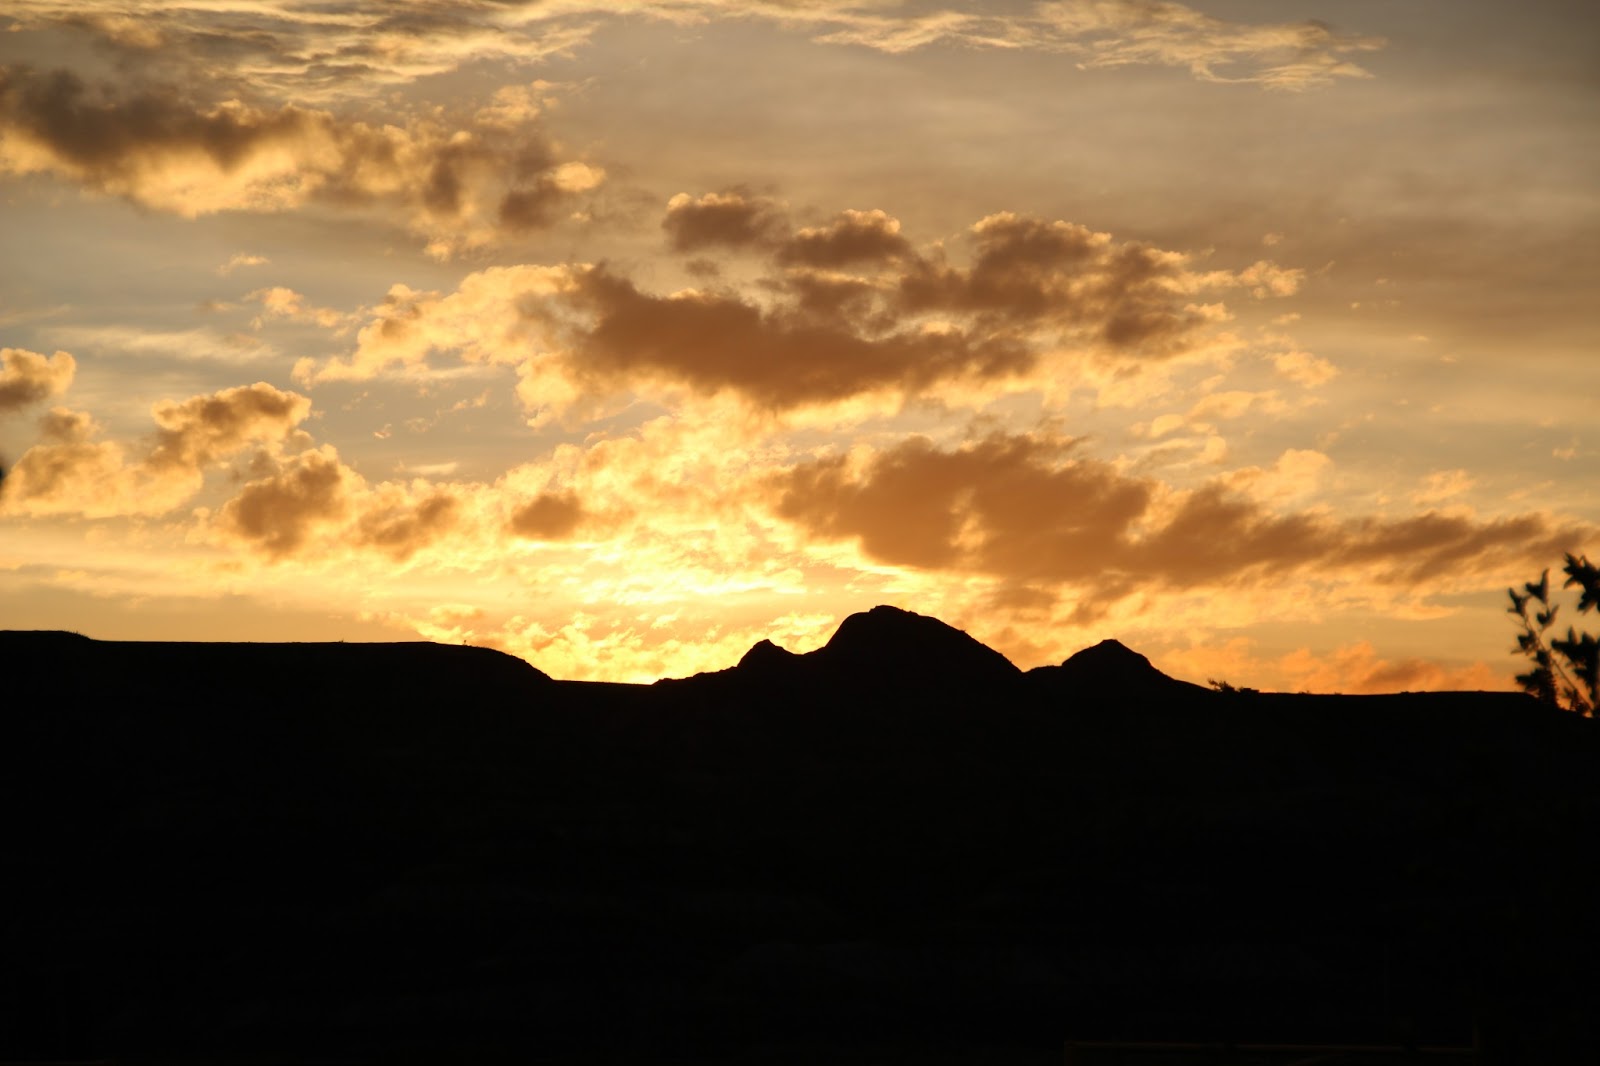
(1509, 552), (1600, 715)
(1208, 678), (1258, 695)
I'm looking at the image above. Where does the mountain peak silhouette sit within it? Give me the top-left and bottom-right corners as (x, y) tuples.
(813, 605), (1021, 686)
(1028, 636), (1198, 697)
(736, 637), (800, 674)
(1062, 637), (1154, 674)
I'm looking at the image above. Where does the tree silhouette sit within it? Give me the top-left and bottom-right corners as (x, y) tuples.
(1508, 552), (1600, 715)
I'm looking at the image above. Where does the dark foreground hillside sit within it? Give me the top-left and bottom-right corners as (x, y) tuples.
(3, 608), (1599, 1063)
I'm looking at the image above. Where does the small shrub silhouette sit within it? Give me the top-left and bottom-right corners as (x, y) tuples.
(1508, 552), (1600, 714)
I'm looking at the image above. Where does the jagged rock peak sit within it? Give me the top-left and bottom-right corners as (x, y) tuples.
(819, 605), (1021, 681)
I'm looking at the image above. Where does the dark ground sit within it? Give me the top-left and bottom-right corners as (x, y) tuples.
(3, 607), (1598, 1063)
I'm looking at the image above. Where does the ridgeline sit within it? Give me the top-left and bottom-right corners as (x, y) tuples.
(3, 608), (1597, 1062)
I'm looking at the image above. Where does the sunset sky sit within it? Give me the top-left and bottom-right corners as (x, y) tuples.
(2, 1), (1596, 687)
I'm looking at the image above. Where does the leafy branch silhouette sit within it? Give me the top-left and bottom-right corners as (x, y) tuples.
(1508, 552), (1600, 715)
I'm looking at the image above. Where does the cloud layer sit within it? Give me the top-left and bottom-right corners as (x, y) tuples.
(773, 431), (1589, 606)
(0, 66), (602, 255)
(5, 1), (1385, 97)
(2, 381), (310, 517)
(299, 198), (1301, 423)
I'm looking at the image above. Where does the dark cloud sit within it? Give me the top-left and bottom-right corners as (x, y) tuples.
(665, 197), (912, 269)
(499, 181), (568, 232)
(780, 270), (883, 325)
(316, 202), (1295, 412)
(0, 66), (599, 247)
(508, 490), (587, 540)
(36, 406), (95, 444)
(896, 213), (1234, 354)
(663, 189), (789, 252)
(644, 202), (1296, 385)
(1334, 513), (1571, 585)
(206, 445), (466, 561)
(1133, 484), (1330, 584)
(0, 348), (76, 413)
(215, 446), (352, 558)
(562, 267), (1032, 408)
(146, 383), (311, 470)
(354, 490), (460, 560)
(0, 66), (318, 193)
(775, 434), (1147, 576)
(776, 209), (912, 268)
(773, 432), (1589, 597)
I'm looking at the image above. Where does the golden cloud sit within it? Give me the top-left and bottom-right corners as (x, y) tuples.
(214, 445), (354, 558)
(11, 2), (1384, 98)
(296, 265), (577, 385)
(1034, 1), (1385, 89)
(246, 287), (347, 330)
(770, 430), (1591, 600)
(0, 66), (603, 255)
(211, 445), (465, 562)
(1, 382), (311, 517)
(146, 383), (312, 471)
(0, 347), (75, 412)
(299, 205), (1299, 421)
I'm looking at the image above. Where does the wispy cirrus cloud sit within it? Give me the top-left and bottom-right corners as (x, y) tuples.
(42, 325), (273, 366)
(3, 1), (1384, 95)
(1, 2), (602, 103)
(217, 253), (268, 277)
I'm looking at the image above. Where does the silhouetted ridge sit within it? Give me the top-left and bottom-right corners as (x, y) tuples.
(1060, 638), (1158, 679)
(0, 628), (93, 646)
(812, 605), (1020, 686)
(1028, 637), (1198, 698)
(1, 627), (1598, 1060)
(735, 637), (801, 675)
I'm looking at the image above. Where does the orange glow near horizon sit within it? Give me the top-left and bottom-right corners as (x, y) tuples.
(1, 2), (1596, 688)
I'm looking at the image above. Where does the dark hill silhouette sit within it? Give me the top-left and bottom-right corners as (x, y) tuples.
(2, 613), (1598, 1062)
(808, 604), (1021, 686)
(1027, 636), (1205, 701)
(736, 635), (800, 672)
(678, 604), (1020, 693)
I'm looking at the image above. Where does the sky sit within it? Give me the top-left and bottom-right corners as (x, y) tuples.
(1, 1), (1596, 687)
